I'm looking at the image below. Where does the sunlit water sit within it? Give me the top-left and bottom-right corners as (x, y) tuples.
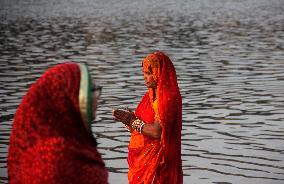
(0, 0), (284, 183)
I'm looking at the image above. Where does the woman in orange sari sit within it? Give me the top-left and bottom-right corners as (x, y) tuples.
(8, 63), (108, 183)
(113, 51), (183, 184)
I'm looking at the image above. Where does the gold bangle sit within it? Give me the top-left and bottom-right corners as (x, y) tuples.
(131, 119), (144, 132)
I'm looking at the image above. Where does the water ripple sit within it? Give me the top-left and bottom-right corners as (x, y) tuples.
(1, 0), (284, 183)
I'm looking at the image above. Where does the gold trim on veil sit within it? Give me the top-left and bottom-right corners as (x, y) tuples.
(79, 63), (92, 133)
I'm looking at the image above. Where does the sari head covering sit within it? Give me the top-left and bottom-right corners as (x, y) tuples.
(128, 51), (183, 184)
(8, 63), (108, 184)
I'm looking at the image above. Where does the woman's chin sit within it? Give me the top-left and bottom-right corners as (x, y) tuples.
(145, 83), (150, 88)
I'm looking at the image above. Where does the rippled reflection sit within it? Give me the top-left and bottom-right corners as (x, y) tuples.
(1, 0), (284, 183)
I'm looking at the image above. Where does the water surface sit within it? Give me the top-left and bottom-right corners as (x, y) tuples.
(0, 0), (284, 183)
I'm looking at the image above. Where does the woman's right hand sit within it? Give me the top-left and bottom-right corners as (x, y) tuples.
(112, 108), (136, 126)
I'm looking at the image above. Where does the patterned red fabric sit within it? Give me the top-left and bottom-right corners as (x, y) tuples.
(128, 51), (183, 184)
(8, 63), (108, 184)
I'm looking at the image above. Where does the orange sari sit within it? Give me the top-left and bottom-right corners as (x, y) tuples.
(128, 51), (183, 184)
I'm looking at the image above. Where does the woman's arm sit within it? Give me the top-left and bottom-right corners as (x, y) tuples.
(140, 121), (161, 139)
(112, 109), (162, 139)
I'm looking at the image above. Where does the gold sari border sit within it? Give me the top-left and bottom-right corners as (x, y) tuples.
(79, 63), (92, 133)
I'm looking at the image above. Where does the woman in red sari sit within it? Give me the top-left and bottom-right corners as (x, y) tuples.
(113, 51), (183, 184)
(8, 63), (108, 184)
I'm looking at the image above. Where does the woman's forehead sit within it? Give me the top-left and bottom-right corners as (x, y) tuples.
(142, 64), (152, 73)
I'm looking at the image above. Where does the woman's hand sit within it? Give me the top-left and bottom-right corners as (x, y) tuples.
(112, 108), (136, 126)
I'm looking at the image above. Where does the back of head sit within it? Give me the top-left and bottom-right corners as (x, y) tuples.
(8, 62), (108, 183)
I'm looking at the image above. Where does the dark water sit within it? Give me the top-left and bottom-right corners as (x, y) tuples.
(1, 0), (284, 183)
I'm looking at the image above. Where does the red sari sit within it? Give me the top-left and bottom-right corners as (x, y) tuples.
(128, 51), (183, 184)
(8, 63), (108, 184)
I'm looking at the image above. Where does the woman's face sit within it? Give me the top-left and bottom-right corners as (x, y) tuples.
(91, 83), (101, 120)
(91, 93), (98, 120)
(143, 66), (157, 89)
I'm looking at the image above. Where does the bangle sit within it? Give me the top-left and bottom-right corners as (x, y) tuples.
(131, 119), (144, 133)
(139, 122), (145, 134)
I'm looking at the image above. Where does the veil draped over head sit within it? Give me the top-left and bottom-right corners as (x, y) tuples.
(129, 51), (183, 184)
(8, 63), (108, 184)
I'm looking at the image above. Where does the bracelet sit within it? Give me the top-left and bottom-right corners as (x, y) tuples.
(139, 122), (145, 134)
(131, 119), (145, 133)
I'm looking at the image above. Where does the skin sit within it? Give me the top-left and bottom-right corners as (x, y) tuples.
(143, 66), (157, 89)
(92, 92), (98, 120)
(91, 82), (99, 120)
(112, 64), (162, 139)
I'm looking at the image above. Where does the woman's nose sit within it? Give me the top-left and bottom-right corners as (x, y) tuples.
(144, 75), (147, 81)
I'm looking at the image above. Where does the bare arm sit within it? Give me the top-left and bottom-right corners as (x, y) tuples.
(140, 121), (161, 139)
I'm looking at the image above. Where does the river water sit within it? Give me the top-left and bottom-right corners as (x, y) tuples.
(0, 0), (284, 183)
